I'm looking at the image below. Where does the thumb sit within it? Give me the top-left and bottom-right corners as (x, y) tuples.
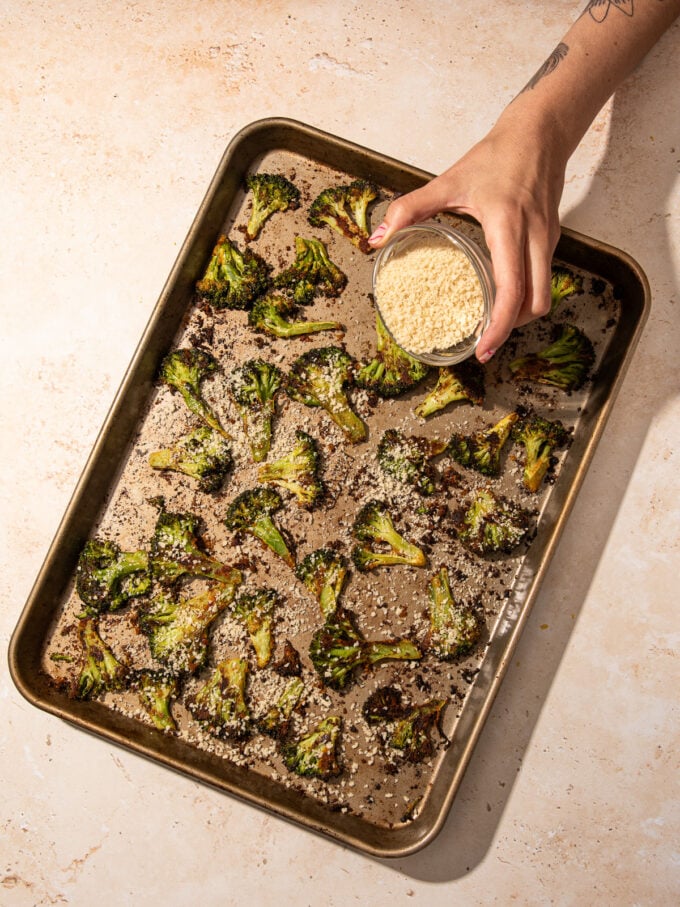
(368, 177), (460, 248)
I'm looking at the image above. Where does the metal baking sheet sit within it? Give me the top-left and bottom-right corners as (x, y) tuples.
(8, 117), (649, 857)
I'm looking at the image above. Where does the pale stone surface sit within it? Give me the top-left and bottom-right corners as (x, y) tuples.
(2, 3), (678, 904)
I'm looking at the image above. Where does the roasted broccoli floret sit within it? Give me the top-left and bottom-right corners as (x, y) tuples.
(452, 488), (531, 556)
(196, 235), (271, 309)
(257, 430), (323, 509)
(295, 547), (348, 619)
(281, 715), (343, 780)
(273, 639), (303, 677)
(509, 323), (595, 391)
(231, 587), (279, 669)
(244, 172), (300, 241)
(138, 584), (236, 674)
(248, 293), (342, 339)
(390, 699), (448, 763)
(425, 567), (483, 659)
(257, 676), (305, 738)
(186, 657), (251, 739)
(75, 618), (128, 700)
(223, 486), (294, 567)
(228, 358), (284, 463)
(75, 538), (150, 615)
(549, 267), (583, 315)
(351, 500), (427, 571)
(148, 426), (233, 493)
(376, 428), (447, 496)
(309, 610), (421, 690)
(447, 410), (519, 477)
(414, 359), (486, 418)
(273, 236), (347, 304)
(308, 179), (378, 253)
(512, 412), (571, 492)
(149, 498), (243, 587)
(135, 670), (180, 732)
(286, 346), (367, 444)
(356, 312), (430, 398)
(159, 347), (231, 439)
(362, 685), (406, 724)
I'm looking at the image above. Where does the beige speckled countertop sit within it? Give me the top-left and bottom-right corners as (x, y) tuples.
(2, 3), (678, 904)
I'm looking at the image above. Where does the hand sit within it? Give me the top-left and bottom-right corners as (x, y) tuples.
(368, 110), (567, 362)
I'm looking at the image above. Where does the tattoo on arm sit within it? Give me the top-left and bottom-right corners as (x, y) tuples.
(520, 42), (569, 93)
(584, 0), (634, 23)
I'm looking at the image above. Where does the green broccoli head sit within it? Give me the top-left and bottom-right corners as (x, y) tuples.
(414, 358), (486, 419)
(308, 179), (379, 253)
(273, 236), (348, 305)
(257, 676), (306, 738)
(281, 715), (343, 780)
(186, 657), (251, 739)
(244, 173), (300, 241)
(232, 587), (279, 669)
(135, 670), (180, 732)
(223, 486), (294, 567)
(295, 547), (348, 619)
(377, 428), (447, 496)
(248, 293), (342, 339)
(159, 347), (231, 439)
(138, 584), (237, 674)
(390, 698), (448, 764)
(452, 488), (532, 556)
(356, 312), (430, 398)
(228, 358), (284, 462)
(75, 618), (128, 700)
(511, 411), (571, 492)
(351, 500), (428, 571)
(75, 538), (150, 615)
(286, 346), (367, 444)
(196, 235), (271, 309)
(425, 567), (483, 659)
(549, 267), (583, 315)
(509, 323), (595, 391)
(309, 610), (421, 690)
(257, 430), (324, 509)
(149, 426), (233, 493)
(447, 410), (519, 477)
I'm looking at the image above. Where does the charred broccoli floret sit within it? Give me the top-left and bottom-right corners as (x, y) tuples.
(512, 412), (571, 492)
(196, 235), (271, 310)
(231, 587), (279, 669)
(257, 676), (305, 738)
(295, 547), (348, 619)
(148, 426), (233, 493)
(550, 267), (583, 315)
(138, 584), (236, 674)
(287, 345), (367, 444)
(452, 488), (531, 556)
(248, 293), (342, 339)
(356, 312), (430, 398)
(75, 538), (150, 615)
(273, 236), (347, 304)
(228, 358), (284, 463)
(186, 657), (251, 739)
(149, 498), (243, 587)
(257, 430), (323, 509)
(362, 686), (406, 724)
(308, 179), (378, 253)
(75, 618), (128, 700)
(223, 486), (294, 567)
(159, 347), (231, 439)
(414, 359), (486, 418)
(425, 567), (483, 659)
(351, 500), (427, 571)
(244, 172), (300, 241)
(281, 715), (343, 780)
(309, 610), (421, 690)
(135, 670), (180, 732)
(509, 323), (595, 391)
(390, 698), (448, 763)
(376, 428), (447, 496)
(447, 411), (519, 477)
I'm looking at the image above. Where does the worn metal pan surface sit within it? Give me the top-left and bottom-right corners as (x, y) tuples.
(8, 118), (649, 857)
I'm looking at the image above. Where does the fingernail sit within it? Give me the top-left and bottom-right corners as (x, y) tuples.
(478, 348), (496, 364)
(368, 223), (387, 245)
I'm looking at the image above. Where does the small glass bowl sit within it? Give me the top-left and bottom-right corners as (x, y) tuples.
(372, 221), (495, 366)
